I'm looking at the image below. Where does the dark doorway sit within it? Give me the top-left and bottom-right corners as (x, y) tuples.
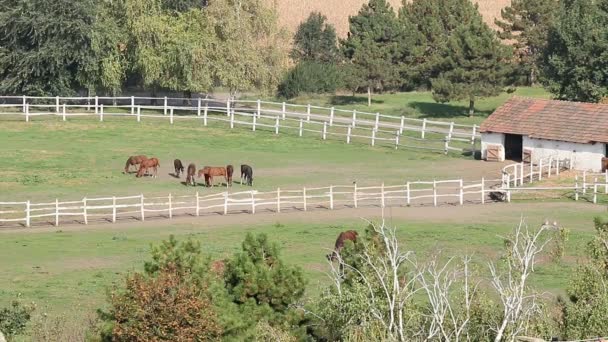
(504, 134), (523, 160)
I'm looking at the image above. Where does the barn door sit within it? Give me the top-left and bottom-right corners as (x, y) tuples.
(504, 134), (523, 160)
(486, 145), (501, 162)
(523, 148), (532, 164)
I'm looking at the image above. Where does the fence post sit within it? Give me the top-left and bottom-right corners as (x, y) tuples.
(352, 110), (357, 128)
(548, 157), (553, 177)
(605, 170), (608, 194)
(83, 198), (88, 225)
(421, 119), (427, 139)
(395, 132), (400, 150)
(444, 138), (449, 155)
(131, 96), (135, 115)
(203, 103), (208, 126)
(593, 181), (598, 204)
(303, 187), (307, 211)
(252, 114), (257, 131)
(507, 189), (511, 203)
(257, 99), (261, 118)
(282, 102), (286, 120)
(520, 162), (524, 186)
(230, 111), (235, 129)
(136, 105), (140, 122)
(62, 104), (66, 121)
(275, 117), (280, 135)
(400, 116), (405, 135)
(381, 182), (385, 208)
(251, 191), (255, 214)
(168, 194), (173, 219)
(170, 108), (174, 124)
(556, 157), (561, 176)
(375, 113), (380, 130)
(371, 129), (376, 147)
(25, 200), (30, 228)
(575, 175), (579, 201)
(583, 171), (587, 194)
(539, 158), (543, 181)
(56, 96), (60, 113)
(94, 96), (99, 115)
(25, 104), (29, 122)
(277, 188), (281, 213)
(406, 182), (411, 206)
(223, 192), (228, 215)
(112, 196), (116, 223)
(306, 104), (311, 122)
(353, 183), (358, 208)
(100, 104), (105, 122)
(322, 122), (327, 140)
(459, 179), (464, 205)
(329, 186), (334, 210)
(448, 122), (454, 140)
(197, 98), (202, 116)
(329, 107), (334, 126)
(196, 192), (200, 216)
(100, 103), (104, 122)
(299, 119), (303, 137)
(471, 125), (477, 145)
(163, 96), (168, 115)
(54, 198), (60, 226)
(140, 194), (145, 221)
(347, 126), (352, 144)
(226, 99), (231, 117)
(22, 95), (26, 113)
(481, 178), (485, 204)
(433, 180), (437, 207)
(529, 162), (533, 183)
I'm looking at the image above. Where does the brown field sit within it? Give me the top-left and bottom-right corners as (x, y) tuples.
(265, 0), (510, 37)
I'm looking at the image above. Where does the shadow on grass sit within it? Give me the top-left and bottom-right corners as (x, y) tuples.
(408, 101), (493, 119)
(329, 95), (384, 106)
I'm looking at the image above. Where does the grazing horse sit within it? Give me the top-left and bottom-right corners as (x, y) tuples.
(198, 166), (227, 187)
(124, 155), (147, 174)
(240, 164), (253, 186)
(136, 158), (160, 178)
(226, 165), (234, 187)
(326, 230), (358, 261)
(174, 159), (184, 178)
(186, 163), (196, 186)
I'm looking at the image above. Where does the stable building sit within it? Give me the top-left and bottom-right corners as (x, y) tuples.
(480, 97), (608, 172)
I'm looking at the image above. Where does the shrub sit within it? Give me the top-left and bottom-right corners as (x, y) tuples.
(277, 61), (342, 99)
(0, 300), (34, 339)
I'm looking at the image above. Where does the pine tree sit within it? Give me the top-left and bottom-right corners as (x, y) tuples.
(342, 0), (402, 106)
(430, 14), (513, 116)
(495, 0), (558, 85)
(543, 0), (608, 102)
(291, 12), (339, 63)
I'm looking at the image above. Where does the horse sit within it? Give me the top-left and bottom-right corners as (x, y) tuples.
(136, 158), (160, 178)
(124, 155), (147, 174)
(186, 163), (196, 186)
(326, 230), (358, 261)
(226, 165), (234, 187)
(198, 166), (227, 187)
(174, 159), (184, 178)
(240, 164), (253, 186)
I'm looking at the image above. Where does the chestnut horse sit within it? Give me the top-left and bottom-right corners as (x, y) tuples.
(186, 163), (196, 186)
(124, 155), (147, 174)
(136, 158), (160, 178)
(226, 165), (234, 187)
(198, 166), (227, 187)
(326, 230), (358, 261)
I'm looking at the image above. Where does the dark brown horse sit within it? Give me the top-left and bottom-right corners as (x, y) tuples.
(326, 230), (358, 261)
(124, 155), (147, 174)
(226, 165), (234, 187)
(198, 166), (227, 187)
(136, 158), (160, 178)
(186, 163), (196, 186)
(174, 159), (184, 178)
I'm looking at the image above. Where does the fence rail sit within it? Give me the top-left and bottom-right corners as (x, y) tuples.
(0, 95), (479, 154)
(0, 179), (505, 228)
(502, 155), (573, 188)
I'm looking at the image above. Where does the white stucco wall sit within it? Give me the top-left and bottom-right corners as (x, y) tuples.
(481, 132), (505, 161)
(523, 137), (605, 172)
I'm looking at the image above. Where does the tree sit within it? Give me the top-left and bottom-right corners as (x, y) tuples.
(495, 0), (558, 85)
(0, 0), (97, 95)
(291, 12), (339, 63)
(277, 61), (342, 99)
(543, 0), (608, 102)
(430, 14), (513, 116)
(342, 0), (402, 106)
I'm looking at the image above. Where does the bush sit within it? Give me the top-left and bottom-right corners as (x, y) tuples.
(0, 300), (34, 339)
(277, 61), (342, 99)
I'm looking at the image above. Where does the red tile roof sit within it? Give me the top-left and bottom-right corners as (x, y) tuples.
(480, 97), (608, 144)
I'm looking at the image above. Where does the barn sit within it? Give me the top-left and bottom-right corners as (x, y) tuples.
(480, 97), (608, 172)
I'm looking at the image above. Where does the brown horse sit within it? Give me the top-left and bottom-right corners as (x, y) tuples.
(198, 166), (227, 187)
(186, 163), (196, 186)
(124, 155), (147, 174)
(174, 159), (184, 178)
(136, 158), (160, 178)
(226, 165), (234, 187)
(326, 230), (358, 261)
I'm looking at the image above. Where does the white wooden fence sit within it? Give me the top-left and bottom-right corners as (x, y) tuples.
(502, 155), (573, 188)
(0, 95), (479, 154)
(0, 179), (504, 228)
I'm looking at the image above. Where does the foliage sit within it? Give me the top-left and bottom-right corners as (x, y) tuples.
(291, 12), (339, 63)
(430, 13), (513, 116)
(0, 0), (96, 95)
(495, 0), (558, 85)
(0, 300), (34, 338)
(277, 61), (342, 99)
(561, 217), (608, 338)
(543, 0), (608, 102)
(342, 0), (402, 105)
(253, 321), (297, 342)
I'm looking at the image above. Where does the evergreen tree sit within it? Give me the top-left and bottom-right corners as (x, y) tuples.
(543, 0), (608, 102)
(495, 0), (558, 85)
(291, 12), (339, 63)
(399, 0), (481, 89)
(430, 14), (513, 116)
(342, 0), (402, 106)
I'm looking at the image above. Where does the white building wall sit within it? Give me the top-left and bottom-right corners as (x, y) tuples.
(523, 137), (605, 172)
(481, 132), (505, 161)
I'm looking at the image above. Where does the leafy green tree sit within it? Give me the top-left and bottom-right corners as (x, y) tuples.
(543, 0), (608, 102)
(495, 0), (558, 85)
(277, 61), (342, 99)
(342, 0), (402, 106)
(291, 12), (339, 63)
(430, 14), (513, 116)
(0, 0), (97, 95)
